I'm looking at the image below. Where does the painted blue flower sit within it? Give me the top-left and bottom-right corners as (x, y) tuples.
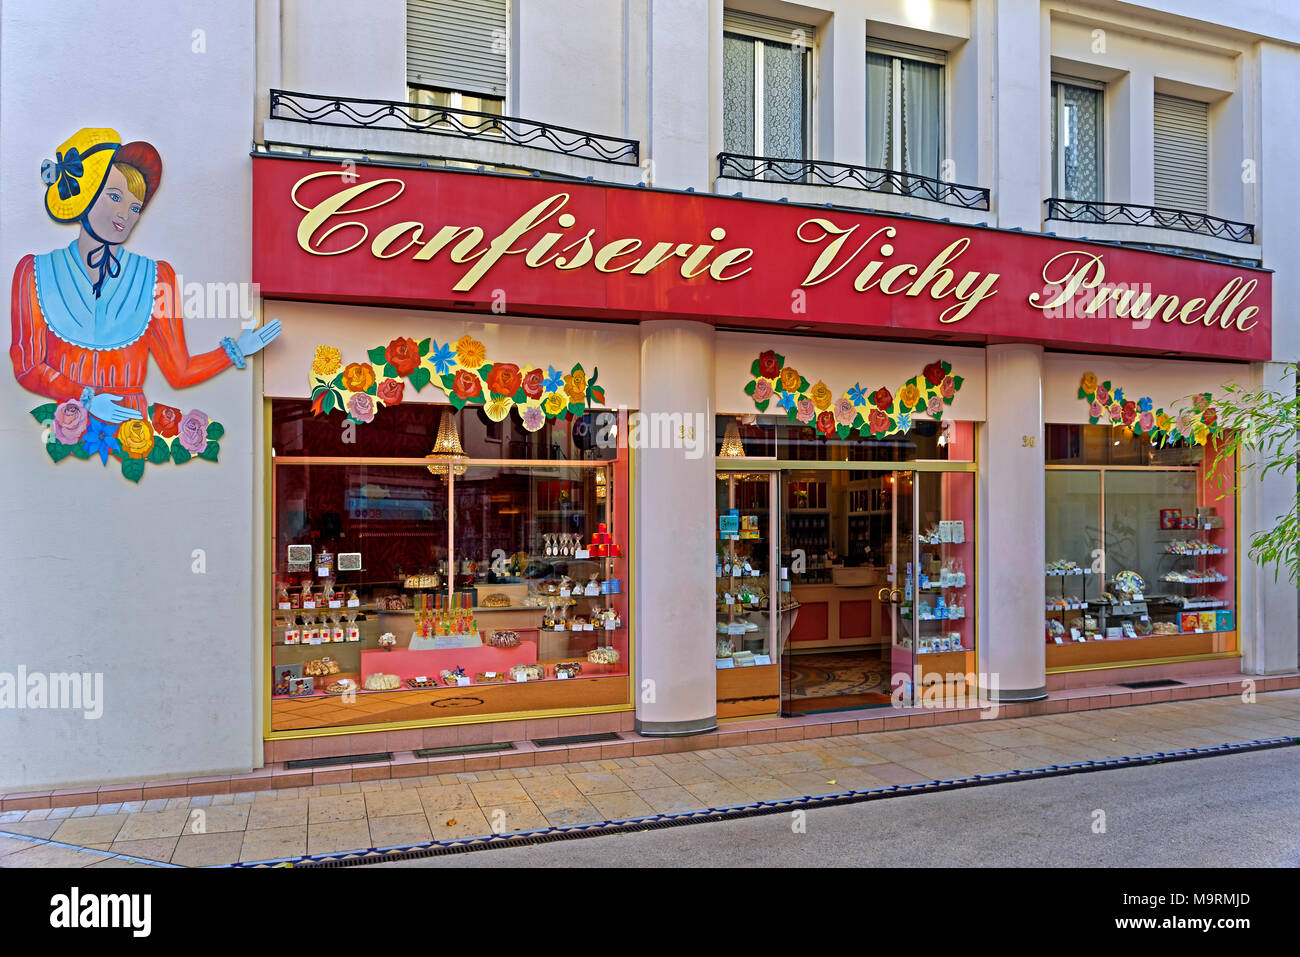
(82, 419), (120, 466)
(1138, 397), (1153, 413)
(898, 412), (912, 432)
(429, 340), (456, 375)
(777, 392), (797, 411)
(847, 382), (867, 406)
(543, 365), (564, 392)
(1113, 387), (1126, 404)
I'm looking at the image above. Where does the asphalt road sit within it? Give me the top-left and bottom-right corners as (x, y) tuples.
(372, 746), (1300, 868)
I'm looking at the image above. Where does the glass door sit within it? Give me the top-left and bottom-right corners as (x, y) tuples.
(886, 470), (917, 706)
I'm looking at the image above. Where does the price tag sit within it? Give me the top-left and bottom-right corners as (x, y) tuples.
(557, 672), (569, 679)
(574, 549), (590, 559)
(303, 601), (316, 609)
(559, 587), (571, 598)
(715, 659), (735, 669)
(316, 566), (330, 577)
(456, 676), (471, 687)
(277, 602), (291, 610)
(1053, 636), (1064, 645)
(1070, 627), (1081, 640)
(328, 600), (341, 609)
(1132, 592), (1144, 601)
(514, 674), (528, 683)
(753, 655), (772, 665)
(347, 599), (360, 608)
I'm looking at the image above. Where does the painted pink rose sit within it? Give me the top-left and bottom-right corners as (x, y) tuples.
(927, 395), (943, 416)
(347, 392), (376, 424)
(1139, 411), (1155, 432)
(53, 399), (88, 444)
(1108, 402), (1122, 420)
(521, 405), (545, 432)
(1176, 413), (1192, 434)
(795, 397), (815, 424)
(1089, 401), (1104, 419)
(1095, 386), (1110, 406)
(940, 375), (956, 400)
(833, 396), (855, 426)
(754, 378), (773, 402)
(178, 410), (209, 455)
(376, 378), (404, 406)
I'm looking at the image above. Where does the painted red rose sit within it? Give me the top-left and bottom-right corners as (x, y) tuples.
(486, 362), (523, 397)
(522, 367), (545, 399)
(815, 410), (836, 436)
(1120, 400), (1138, 426)
(377, 378), (405, 406)
(868, 409), (891, 434)
(940, 375), (956, 400)
(1202, 408), (1217, 426)
(151, 403), (182, 438)
(923, 362), (945, 387)
(452, 369), (481, 400)
(872, 387), (893, 411)
(384, 337), (421, 377)
(758, 350), (781, 379)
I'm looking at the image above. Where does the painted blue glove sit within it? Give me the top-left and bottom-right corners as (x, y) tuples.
(235, 318), (283, 359)
(85, 391), (143, 423)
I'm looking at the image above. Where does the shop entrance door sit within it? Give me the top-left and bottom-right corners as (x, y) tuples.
(778, 468), (916, 714)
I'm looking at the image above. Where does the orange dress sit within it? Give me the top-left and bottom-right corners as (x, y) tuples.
(10, 254), (231, 417)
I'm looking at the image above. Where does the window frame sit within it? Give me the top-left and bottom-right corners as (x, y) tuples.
(1051, 74), (1106, 203)
(722, 11), (816, 161)
(866, 39), (947, 178)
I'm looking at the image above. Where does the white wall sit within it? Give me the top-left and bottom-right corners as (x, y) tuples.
(279, 0), (407, 101)
(0, 0), (261, 790)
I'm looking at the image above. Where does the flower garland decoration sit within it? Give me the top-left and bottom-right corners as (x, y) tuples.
(29, 400), (223, 483)
(308, 335), (607, 431)
(1077, 372), (1220, 447)
(748, 351), (965, 439)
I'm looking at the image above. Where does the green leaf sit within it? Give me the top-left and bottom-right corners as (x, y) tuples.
(147, 438), (171, 464)
(440, 373), (456, 391)
(1078, 388), (1088, 400)
(449, 393), (466, 411)
(567, 402), (584, 417)
(775, 354), (784, 366)
(787, 407), (799, 423)
(755, 399), (769, 413)
(198, 441), (220, 462)
(206, 421), (225, 440)
(1102, 380), (1111, 390)
(311, 383), (326, 399)
(367, 382), (378, 396)
(853, 414), (864, 429)
(383, 363), (397, 380)
(409, 367), (431, 392)
(836, 425), (850, 439)
(468, 392), (485, 405)
(513, 388), (527, 404)
(171, 442), (192, 464)
(571, 362), (582, 375)
(368, 346), (387, 364)
(30, 403), (57, 424)
(46, 441), (73, 463)
(418, 338), (431, 357)
(147, 404), (156, 417)
(120, 457), (145, 483)
(799, 377), (809, 392)
(953, 376), (964, 389)
(479, 364), (494, 379)
(942, 361), (952, 374)
(322, 392), (336, 415)
(744, 381), (756, 397)
(750, 358), (760, 377)
(71, 444), (91, 460)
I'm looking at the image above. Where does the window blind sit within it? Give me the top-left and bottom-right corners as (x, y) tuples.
(1153, 93), (1209, 213)
(407, 0), (508, 97)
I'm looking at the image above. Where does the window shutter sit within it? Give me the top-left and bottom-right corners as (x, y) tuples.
(1153, 93), (1208, 213)
(407, 0), (508, 97)
(722, 10), (815, 46)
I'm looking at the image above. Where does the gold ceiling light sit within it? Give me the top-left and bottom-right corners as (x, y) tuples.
(595, 468), (607, 502)
(719, 417), (747, 458)
(426, 408), (468, 477)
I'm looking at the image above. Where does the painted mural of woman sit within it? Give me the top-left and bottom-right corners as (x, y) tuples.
(10, 127), (280, 438)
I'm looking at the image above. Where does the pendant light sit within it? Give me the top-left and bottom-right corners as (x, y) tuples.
(426, 408), (468, 477)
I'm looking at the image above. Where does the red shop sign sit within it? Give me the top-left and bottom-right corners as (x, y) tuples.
(252, 157), (1272, 361)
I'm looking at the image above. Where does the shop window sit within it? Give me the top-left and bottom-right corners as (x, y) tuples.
(1051, 78), (1104, 202)
(269, 400), (628, 734)
(867, 40), (946, 180)
(713, 415), (973, 462)
(408, 85), (505, 119)
(1045, 425), (1235, 669)
(722, 10), (814, 166)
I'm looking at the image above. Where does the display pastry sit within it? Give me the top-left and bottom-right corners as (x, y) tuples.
(508, 663), (544, 682)
(304, 657), (341, 677)
(405, 676), (438, 689)
(439, 669), (467, 686)
(488, 630), (520, 648)
(481, 592), (512, 608)
(326, 678), (358, 694)
(587, 646), (620, 664)
(553, 661), (582, 679)
(363, 672), (400, 691)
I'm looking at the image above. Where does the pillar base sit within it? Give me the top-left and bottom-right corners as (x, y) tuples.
(980, 685), (1047, 702)
(634, 716), (719, 736)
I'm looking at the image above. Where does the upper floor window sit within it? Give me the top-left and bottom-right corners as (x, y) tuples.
(406, 0), (507, 113)
(1051, 78), (1104, 202)
(866, 40), (945, 180)
(1153, 93), (1209, 213)
(722, 10), (814, 160)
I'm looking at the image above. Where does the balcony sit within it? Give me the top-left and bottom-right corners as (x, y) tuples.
(716, 152), (991, 224)
(261, 89), (643, 184)
(1044, 198), (1260, 263)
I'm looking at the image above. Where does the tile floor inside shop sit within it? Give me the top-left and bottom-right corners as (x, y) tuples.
(1, 689), (1296, 868)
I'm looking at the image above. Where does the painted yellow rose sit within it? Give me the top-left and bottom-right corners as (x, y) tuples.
(898, 382), (921, 409)
(779, 367), (801, 393)
(1080, 372), (1098, 394)
(340, 363), (376, 393)
(564, 369), (588, 403)
(484, 396), (512, 422)
(1156, 412), (1173, 432)
(116, 419), (155, 460)
(544, 393), (567, 416)
(809, 380), (833, 412)
(312, 345), (342, 378)
(455, 335), (486, 369)
(1193, 423), (1210, 446)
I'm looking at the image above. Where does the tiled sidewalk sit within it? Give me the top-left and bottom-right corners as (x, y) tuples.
(2, 689), (1296, 868)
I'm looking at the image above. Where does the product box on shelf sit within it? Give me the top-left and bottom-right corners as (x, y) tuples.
(1160, 509), (1181, 530)
(1215, 609), (1234, 631)
(1179, 612), (1200, 633)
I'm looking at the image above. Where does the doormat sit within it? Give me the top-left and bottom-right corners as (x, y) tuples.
(285, 751), (393, 770)
(1116, 679), (1186, 690)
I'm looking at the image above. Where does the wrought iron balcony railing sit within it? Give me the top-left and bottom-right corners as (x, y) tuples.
(1044, 198), (1254, 244)
(268, 89), (639, 165)
(717, 152), (990, 211)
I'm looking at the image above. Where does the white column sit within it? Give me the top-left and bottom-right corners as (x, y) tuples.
(986, 0), (1045, 230)
(977, 344), (1047, 700)
(635, 321), (718, 733)
(646, 0), (713, 191)
(1238, 361), (1300, 675)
